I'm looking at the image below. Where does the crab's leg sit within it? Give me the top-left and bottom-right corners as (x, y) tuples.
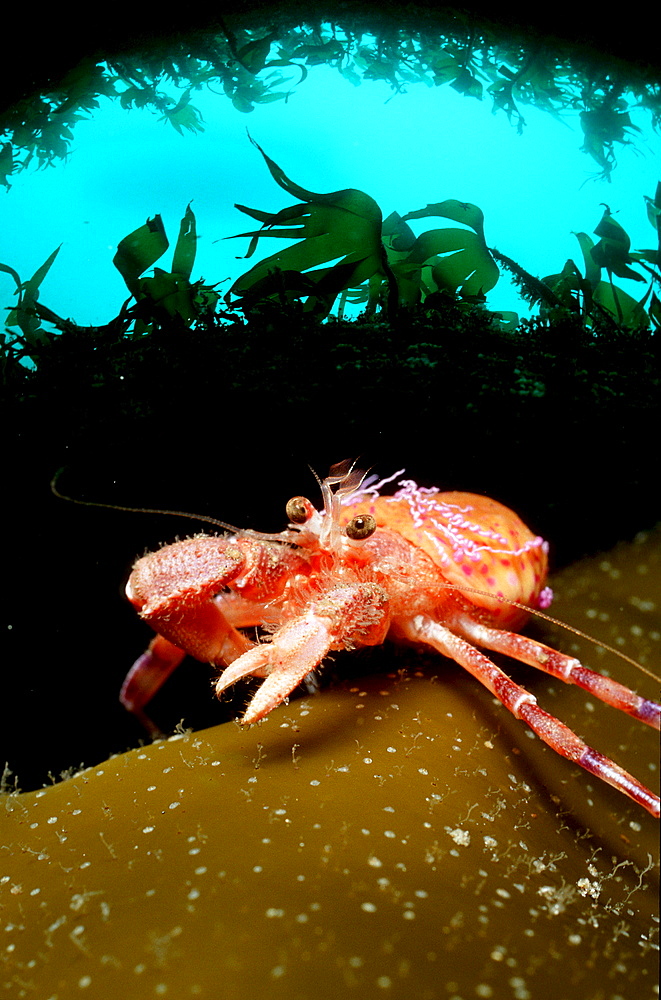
(216, 582), (390, 725)
(214, 616), (333, 726)
(405, 615), (660, 818)
(121, 634), (187, 722)
(123, 536), (278, 729)
(457, 616), (661, 729)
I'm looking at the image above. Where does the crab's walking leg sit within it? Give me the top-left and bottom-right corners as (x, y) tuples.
(405, 615), (660, 818)
(216, 583), (390, 726)
(458, 617), (661, 729)
(120, 635), (187, 736)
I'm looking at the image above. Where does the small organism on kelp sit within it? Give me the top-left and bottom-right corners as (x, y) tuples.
(112, 462), (660, 818)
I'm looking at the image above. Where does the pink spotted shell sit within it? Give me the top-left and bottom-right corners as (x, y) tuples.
(341, 480), (549, 624)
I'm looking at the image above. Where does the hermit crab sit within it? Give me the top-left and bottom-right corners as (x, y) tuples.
(120, 462), (660, 817)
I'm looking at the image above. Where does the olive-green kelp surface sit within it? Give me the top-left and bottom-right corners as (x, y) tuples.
(2, 530), (658, 999)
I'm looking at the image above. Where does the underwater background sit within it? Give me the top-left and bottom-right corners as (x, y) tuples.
(1, 4), (659, 998)
(1, 58), (658, 328)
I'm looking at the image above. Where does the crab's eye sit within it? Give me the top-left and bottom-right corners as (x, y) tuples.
(286, 496), (313, 524)
(345, 513), (377, 540)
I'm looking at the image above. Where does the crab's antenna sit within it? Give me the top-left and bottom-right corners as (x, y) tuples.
(307, 463), (323, 491)
(440, 580), (660, 683)
(50, 468), (288, 542)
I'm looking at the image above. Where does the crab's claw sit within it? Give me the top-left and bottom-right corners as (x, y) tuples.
(215, 582), (390, 724)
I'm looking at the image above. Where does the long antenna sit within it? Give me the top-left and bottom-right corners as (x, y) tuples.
(50, 469), (288, 542)
(440, 581), (660, 683)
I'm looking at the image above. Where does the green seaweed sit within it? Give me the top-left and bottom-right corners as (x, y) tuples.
(226, 142), (658, 329)
(226, 136), (391, 319)
(112, 204), (221, 333)
(540, 192), (661, 328)
(226, 139), (502, 320)
(1, 246), (61, 363)
(2, 145), (659, 370)
(2, 15), (659, 180)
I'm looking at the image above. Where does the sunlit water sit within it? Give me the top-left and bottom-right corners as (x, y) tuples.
(1, 52), (659, 326)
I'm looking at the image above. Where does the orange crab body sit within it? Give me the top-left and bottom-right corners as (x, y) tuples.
(123, 463), (660, 817)
(339, 487), (549, 629)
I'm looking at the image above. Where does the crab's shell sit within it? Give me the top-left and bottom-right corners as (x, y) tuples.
(341, 485), (548, 626)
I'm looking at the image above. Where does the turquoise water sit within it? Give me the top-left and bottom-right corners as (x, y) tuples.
(1, 50), (658, 327)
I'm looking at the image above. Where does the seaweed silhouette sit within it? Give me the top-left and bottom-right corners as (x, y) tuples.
(540, 192), (661, 327)
(2, 18), (657, 183)
(227, 157), (660, 329)
(2, 155), (658, 375)
(226, 136), (394, 320)
(226, 138), (500, 321)
(113, 204), (221, 332)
